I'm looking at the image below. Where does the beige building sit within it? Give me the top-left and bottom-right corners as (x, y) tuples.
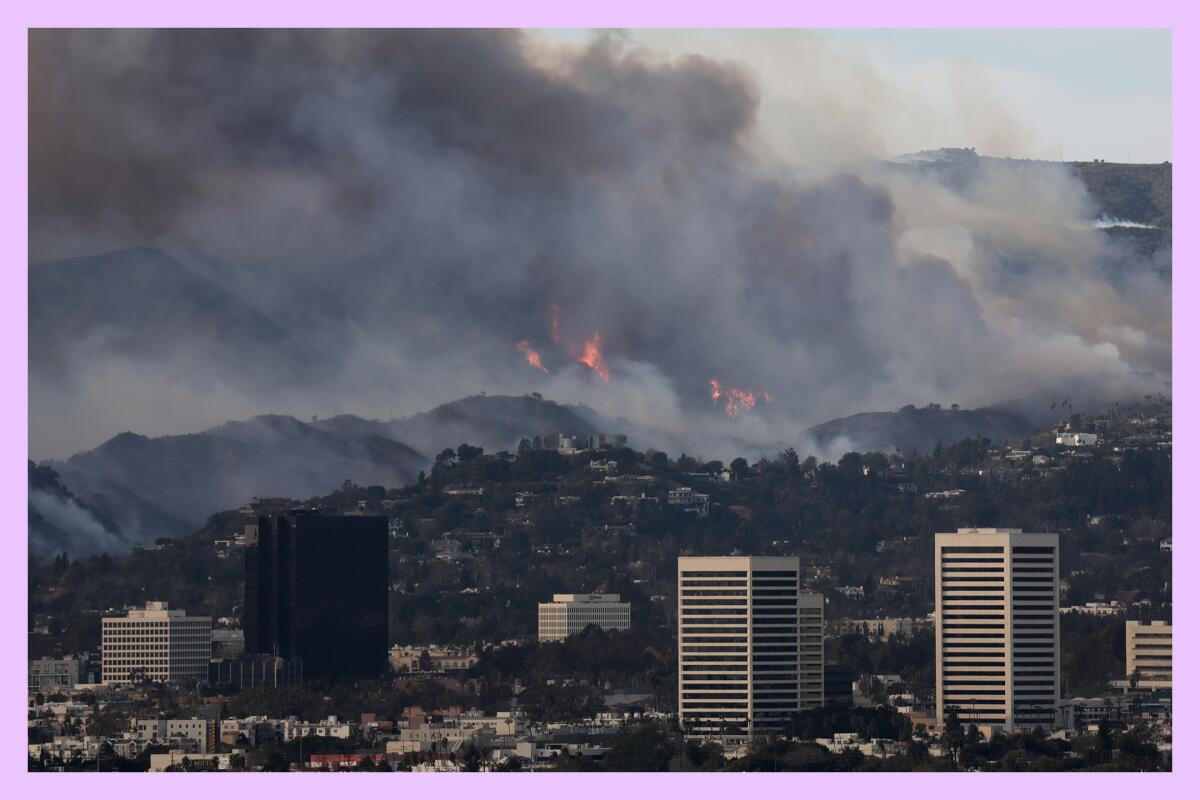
(101, 602), (212, 686)
(29, 656), (89, 691)
(677, 556), (824, 743)
(935, 529), (1060, 733)
(1126, 620), (1171, 689)
(389, 644), (479, 672)
(829, 617), (932, 640)
(537, 594), (630, 642)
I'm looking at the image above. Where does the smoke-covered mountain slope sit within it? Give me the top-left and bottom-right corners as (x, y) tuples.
(32, 394), (616, 558)
(42, 415), (428, 554)
(383, 394), (606, 456)
(801, 403), (1045, 457)
(28, 461), (135, 560)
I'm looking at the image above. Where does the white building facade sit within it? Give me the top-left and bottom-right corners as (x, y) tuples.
(537, 594), (630, 642)
(677, 556), (824, 743)
(1126, 620), (1171, 689)
(935, 528), (1060, 733)
(101, 602), (212, 686)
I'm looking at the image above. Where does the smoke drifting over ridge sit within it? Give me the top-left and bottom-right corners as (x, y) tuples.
(29, 30), (1170, 461)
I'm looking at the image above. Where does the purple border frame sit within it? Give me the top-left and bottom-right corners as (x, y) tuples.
(2, 2), (1192, 796)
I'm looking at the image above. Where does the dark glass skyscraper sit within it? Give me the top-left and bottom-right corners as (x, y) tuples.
(244, 513), (388, 679)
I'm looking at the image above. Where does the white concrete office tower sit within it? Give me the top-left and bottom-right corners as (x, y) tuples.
(101, 601), (212, 686)
(537, 594), (631, 642)
(677, 556), (824, 742)
(1126, 620), (1172, 689)
(935, 529), (1060, 733)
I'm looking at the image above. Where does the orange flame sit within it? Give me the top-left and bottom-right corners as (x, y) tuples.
(723, 387), (758, 419)
(710, 377), (769, 419)
(574, 331), (611, 382)
(549, 302), (560, 344)
(516, 340), (548, 373)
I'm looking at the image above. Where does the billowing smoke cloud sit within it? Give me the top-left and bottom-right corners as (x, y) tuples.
(29, 30), (1170, 461)
(28, 487), (122, 558)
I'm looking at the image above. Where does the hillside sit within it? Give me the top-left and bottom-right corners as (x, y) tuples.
(30, 405), (1170, 677)
(1070, 160), (1172, 229)
(43, 415), (429, 555)
(892, 150), (1171, 250)
(33, 394), (614, 557)
(803, 403), (1041, 456)
(28, 462), (132, 559)
(384, 393), (606, 456)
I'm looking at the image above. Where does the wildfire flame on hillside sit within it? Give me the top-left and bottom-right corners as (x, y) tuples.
(518, 303), (612, 382)
(516, 340), (549, 372)
(573, 331), (611, 383)
(710, 378), (771, 419)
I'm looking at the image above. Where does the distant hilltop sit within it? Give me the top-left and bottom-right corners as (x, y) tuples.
(895, 146), (1170, 167)
(889, 148), (1172, 232)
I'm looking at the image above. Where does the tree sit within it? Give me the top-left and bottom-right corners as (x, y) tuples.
(457, 443), (483, 462)
(942, 708), (965, 769)
(730, 457), (749, 481)
(602, 723), (675, 771)
(460, 743), (483, 772)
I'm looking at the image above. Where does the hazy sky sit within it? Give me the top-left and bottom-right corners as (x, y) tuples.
(540, 29), (1172, 164)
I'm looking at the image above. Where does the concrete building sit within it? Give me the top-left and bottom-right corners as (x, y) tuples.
(1056, 432), (1099, 446)
(1126, 620), (1172, 689)
(389, 644), (479, 672)
(29, 655), (90, 692)
(830, 617), (932, 640)
(133, 718), (216, 754)
(667, 487), (710, 517)
(101, 602), (211, 686)
(537, 594), (630, 642)
(934, 529), (1060, 733)
(677, 556), (824, 743)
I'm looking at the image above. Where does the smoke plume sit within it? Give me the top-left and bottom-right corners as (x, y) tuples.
(29, 30), (1170, 461)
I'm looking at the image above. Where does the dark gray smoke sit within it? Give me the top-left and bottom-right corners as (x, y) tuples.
(29, 30), (1170, 461)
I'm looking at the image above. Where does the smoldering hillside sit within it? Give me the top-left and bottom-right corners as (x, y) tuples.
(29, 29), (1170, 465)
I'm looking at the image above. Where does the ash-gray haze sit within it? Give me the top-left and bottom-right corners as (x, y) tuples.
(29, 29), (1170, 461)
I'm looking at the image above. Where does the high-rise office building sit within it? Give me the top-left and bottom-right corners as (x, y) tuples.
(537, 594), (630, 642)
(1126, 620), (1172, 689)
(101, 602), (211, 686)
(677, 556), (824, 742)
(934, 528), (1060, 733)
(244, 513), (388, 679)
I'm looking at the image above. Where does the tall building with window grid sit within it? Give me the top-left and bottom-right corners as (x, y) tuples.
(935, 528), (1060, 733)
(677, 556), (823, 742)
(1126, 620), (1171, 689)
(101, 602), (211, 686)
